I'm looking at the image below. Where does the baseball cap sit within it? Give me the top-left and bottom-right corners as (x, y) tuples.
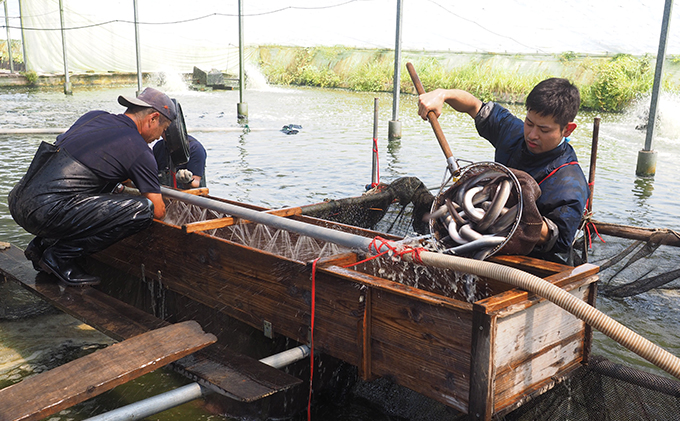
(118, 87), (177, 121)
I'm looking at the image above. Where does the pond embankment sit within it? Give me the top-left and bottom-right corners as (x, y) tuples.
(3, 45), (679, 112)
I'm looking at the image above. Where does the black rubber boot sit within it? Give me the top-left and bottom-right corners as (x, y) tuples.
(24, 237), (45, 272)
(39, 248), (101, 287)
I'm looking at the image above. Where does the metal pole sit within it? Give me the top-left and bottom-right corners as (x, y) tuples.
(58, 0), (71, 95)
(161, 187), (374, 251)
(18, 0), (27, 70)
(237, 0), (248, 122)
(3, 0), (14, 73)
(388, 0), (403, 141)
(371, 98), (379, 187)
(636, 0), (673, 177)
(133, 0), (142, 95)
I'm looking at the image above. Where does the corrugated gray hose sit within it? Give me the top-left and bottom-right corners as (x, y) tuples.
(403, 249), (680, 380)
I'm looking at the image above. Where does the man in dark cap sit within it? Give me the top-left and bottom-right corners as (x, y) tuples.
(8, 87), (176, 286)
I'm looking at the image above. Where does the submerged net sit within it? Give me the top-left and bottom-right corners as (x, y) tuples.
(501, 356), (680, 421)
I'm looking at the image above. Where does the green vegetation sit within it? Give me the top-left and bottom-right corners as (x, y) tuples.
(263, 47), (342, 88)
(258, 46), (680, 113)
(558, 51), (578, 63)
(580, 54), (655, 112)
(408, 57), (544, 103)
(21, 70), (38, 85)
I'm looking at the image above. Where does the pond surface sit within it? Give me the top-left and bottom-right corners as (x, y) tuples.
(1, 82), (680, 419)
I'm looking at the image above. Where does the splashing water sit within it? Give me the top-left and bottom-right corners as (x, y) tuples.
(162, 199), (491, 301)
(626, 93), (680, 142)
(245, 63), (270, 90)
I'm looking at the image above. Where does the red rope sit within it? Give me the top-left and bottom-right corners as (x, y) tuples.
(584, 220), (605, 249)
(538, 161), (578, 186)
(308, 258), (319, 421)
(582, 181), (605, 249)
(344, 237), (425, 268)
(370, 137), (380, 188)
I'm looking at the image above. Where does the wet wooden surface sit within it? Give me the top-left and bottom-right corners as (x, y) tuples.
(0, 320), (216, 421)
(0, 245), (303, 404)
(592, 220), (680, 246)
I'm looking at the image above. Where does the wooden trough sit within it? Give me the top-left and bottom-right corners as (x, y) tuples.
(81, 191), (598, 420)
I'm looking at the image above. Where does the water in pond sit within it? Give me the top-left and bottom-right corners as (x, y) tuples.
(2, 82), (680, 419)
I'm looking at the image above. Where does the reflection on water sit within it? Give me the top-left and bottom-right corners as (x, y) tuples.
(633, 176), (655, 202)
(2, 84), (680, 418)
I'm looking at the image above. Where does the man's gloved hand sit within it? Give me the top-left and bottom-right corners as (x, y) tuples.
(497, 168), (544, 255)
(176, 169), (193, 184)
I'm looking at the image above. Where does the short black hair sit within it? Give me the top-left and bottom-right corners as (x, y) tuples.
(525, 78), (580, 128)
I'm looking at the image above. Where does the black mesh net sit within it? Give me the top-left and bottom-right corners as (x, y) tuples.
(501, 356), (680, 421)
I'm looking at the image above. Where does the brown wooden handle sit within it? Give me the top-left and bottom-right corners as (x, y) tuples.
(406, 62), (454, 160)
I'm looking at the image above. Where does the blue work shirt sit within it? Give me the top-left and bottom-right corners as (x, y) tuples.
(56, 110), (161, 194)
(153, 135), (207, 188)
(475, 102), (589, 261)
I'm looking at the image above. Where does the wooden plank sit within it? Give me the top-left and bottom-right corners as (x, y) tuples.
(592, 220), (680, 247)
(582, 282), (598, 364)
(468, 304), (495, 421)
(0, 245), (303, 404)
(0, 245), (168, 340)
(488, 254), (571, 278)
(176, 344), (299, 402)
(183, 216), (239, 233)
(367, 288), (473, 413)
(181, 187), (210, 196)
(475, 263), (599, 315)
(323, 265), (473, 312)
(360, 287), (373, 380)
(182, 206), (303, 233)
(492, 286), (591, 413)
(0, 321), (216, 421)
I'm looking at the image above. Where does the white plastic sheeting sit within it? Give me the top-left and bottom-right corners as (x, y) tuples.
(12, 0), (680, 74)
(20, 0), (242, 74)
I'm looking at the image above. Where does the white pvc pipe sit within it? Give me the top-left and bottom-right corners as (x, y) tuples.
(0, 127), (279, 135)
(83, 346), (312, 421)
(259, 344), (310, 369)
(83, 383), (206, 421)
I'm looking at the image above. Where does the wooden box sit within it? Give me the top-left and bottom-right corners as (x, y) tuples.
(92, 198), (598, 420)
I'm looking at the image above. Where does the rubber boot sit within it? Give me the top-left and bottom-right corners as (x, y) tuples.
(39, 247), (101, 287)
(24, 237), (45, 272)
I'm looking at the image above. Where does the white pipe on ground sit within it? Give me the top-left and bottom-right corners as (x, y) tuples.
(259, 344), (310, 369)
(0, 127), (279, 135)
(83, 345), (311, 421)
